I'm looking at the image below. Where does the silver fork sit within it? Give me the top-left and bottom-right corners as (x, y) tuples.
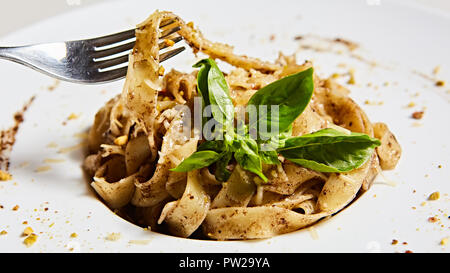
(0, 20), (185, 84)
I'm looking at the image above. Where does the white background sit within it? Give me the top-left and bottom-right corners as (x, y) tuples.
(1, 0), (450, 37)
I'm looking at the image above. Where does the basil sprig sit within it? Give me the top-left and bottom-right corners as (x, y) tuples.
(170, 58), (380, 183)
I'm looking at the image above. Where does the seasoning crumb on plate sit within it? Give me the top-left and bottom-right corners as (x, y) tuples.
(428, 191), (440, 201)
(435, 80), (445, 87)
(428, 217), (439, 223)
(128, 239), (151, 245)
(0, 170), (12, 181)
(432, 65), (441, 75)
(105, 232), (122, 241)
(34, 165), (52, 173)
(23, 234), (38, 247)
(47, 79), (60, 91)
(411, 111), (424, 120)
(67, 113), (79, 120)
(406, 102), (416, 108)
(23, 227), (34, 236)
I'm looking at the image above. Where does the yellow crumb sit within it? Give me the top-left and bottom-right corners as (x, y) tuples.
(23, 234), (38, 247)
(23, 227), (34, 236)
(158, 66), (165, 76)
(113, 135), (128, 146)
(421, 201), (427, 207)
(73, 132), (89, 139)
(187, 21), (194, 28)
(407, 102), (416, 108)
(70, 233), (78, 238)
(347, 69), (356, 85)
(67, 113), (79, 120)
(441, 237), (448, 246)
(128, 240), (151, 245)
(364, 100), (384, 106)
(164, 39), (175, 47)
(57, 142), (87, 154)
(433, 65), (441, 75)
(0, 170), (12, 181)
(46, 142), (58, 148)
(12, 205), (19, 211)
(105, 232), (122, 241)
(43, 158), (65, 164)
(0, 230), (7, 235)
(428, 191), (440, 201)
(34, 166), (52, 173)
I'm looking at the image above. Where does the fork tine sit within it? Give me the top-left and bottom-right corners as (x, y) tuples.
(92, 41), (135, 59)
(95, 46), (185, 82)
(93, 35), (183, 62)
(95, 54), (129, 69)
(160, 47), (186, 63)
(158, 36), (183, 50)
(91, 29), (136, 47)
(98, 66), (128, 81)
(96, 45), (186, 71)
(160, 26), (182, 40)
(91, 19), (179, 48)
(160, 19), (176, 28)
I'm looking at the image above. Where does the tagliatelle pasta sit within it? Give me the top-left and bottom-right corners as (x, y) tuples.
(83, 10), (401, 240)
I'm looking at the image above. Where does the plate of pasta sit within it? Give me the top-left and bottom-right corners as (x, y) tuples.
(0, 0), (449, 252)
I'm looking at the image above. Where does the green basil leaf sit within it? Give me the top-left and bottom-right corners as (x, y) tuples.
(193, 59), (212, 107)
(197, 140), (225, 153)
(214, 151), (233, 182)
(248, 68), (314, 139)
(278, 128), (381, 172)
(234, 138), (268, 182)
(259, 150), (280, 165)
(194, 58), (234, 126)
(170, 150), (222, 172)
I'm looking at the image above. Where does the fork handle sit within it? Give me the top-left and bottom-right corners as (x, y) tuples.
(0, 47), (19, 62)
(0, 46), (41, 71)
(0, 45), (66, 80)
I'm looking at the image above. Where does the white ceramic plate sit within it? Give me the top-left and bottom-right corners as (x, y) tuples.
(0, 0), (449, 253)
